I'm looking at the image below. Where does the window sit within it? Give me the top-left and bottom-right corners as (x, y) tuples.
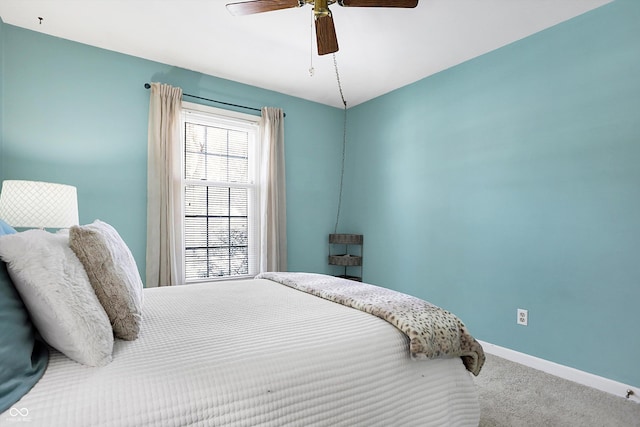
(181, 102), (260, 282)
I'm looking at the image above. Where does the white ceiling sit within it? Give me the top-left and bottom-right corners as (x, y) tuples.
(0, 0), (611, 108)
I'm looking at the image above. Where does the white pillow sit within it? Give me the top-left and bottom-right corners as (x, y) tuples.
(69, 220), (143, 340)
(0, 229), (113, 366)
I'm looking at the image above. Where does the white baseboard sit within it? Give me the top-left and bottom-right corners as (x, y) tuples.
(478, 340), (640, 404)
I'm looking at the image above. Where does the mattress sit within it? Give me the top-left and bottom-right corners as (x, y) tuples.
(1, 278), (480, 426)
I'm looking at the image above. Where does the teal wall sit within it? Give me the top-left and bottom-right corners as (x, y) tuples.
(343, 0), (640, 387)
(0, 17), (4, 174)
(0, 24), (344, 281)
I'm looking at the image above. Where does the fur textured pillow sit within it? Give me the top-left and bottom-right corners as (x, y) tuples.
(69, 220), (143, 340)
(0, 221), (49, 412)
(0, 229), (113, 367)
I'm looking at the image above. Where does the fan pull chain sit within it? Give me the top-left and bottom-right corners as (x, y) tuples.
(333, 53), (348, 234)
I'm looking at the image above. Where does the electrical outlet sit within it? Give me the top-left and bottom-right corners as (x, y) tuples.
(517, 309), (528, 326)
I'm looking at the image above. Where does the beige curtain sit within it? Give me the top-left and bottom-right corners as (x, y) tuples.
(260, 107), (287, 272)
(146, 83), (183, 287)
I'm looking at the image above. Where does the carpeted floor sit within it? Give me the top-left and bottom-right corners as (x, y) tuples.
(473, 354), (640, 427)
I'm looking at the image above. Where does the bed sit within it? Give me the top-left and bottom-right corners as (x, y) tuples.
(0, 221), (484, 427)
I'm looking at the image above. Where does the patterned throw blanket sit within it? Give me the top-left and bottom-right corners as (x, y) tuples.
(257, 272), (485, 376)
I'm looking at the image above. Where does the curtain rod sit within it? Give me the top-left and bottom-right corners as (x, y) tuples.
(144, 83), (285, 117)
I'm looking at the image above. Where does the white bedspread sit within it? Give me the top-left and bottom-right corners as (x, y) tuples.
(2, 279), (479, 426)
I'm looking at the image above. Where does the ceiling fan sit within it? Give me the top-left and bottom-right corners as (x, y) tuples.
(226, 0), (419, 55)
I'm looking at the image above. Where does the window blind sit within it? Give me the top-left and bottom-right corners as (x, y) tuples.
(183, 113), (259, 282)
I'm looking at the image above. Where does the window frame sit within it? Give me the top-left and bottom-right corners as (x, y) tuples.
(179, 101), (261, 284)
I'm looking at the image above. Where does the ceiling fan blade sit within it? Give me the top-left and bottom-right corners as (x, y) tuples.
(315, 13), (339, 55)
(338, 0), (418, 7)
(226, 0), (302, 16)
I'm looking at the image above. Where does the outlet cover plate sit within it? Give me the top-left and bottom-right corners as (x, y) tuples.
(517, 308), (528, 326)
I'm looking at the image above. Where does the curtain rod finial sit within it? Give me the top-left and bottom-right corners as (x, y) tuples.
(144, 83), (151, 89)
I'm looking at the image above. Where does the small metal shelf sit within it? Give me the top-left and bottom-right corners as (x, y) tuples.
(328, 254), (362, 266)
(328, 234), (363, 281)
(335, 274), (363, 282)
